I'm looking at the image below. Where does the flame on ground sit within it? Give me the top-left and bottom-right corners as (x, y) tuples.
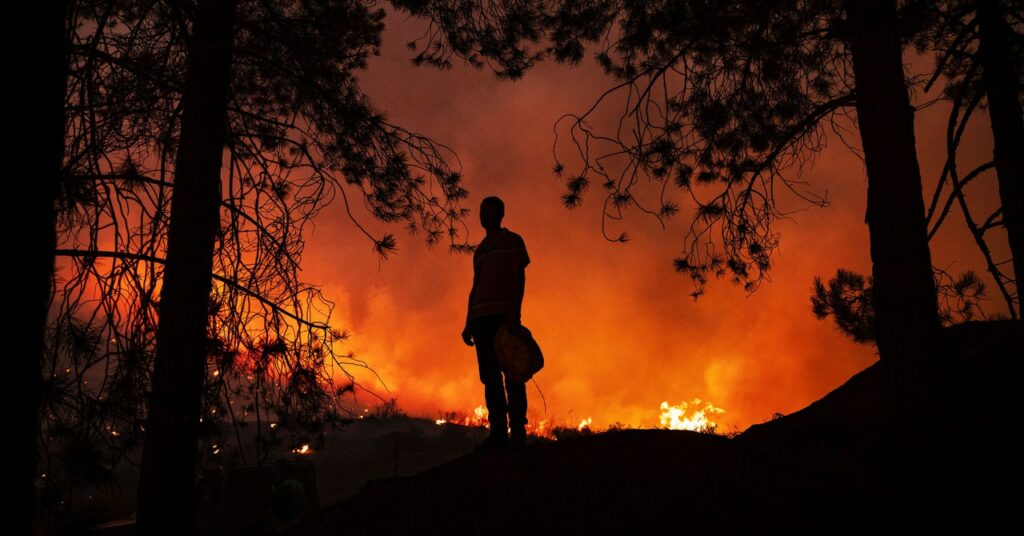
(659, 399), (725, 432)
(434, 397), (724, 438)
(435, 405), (559, 439)
(530, 419), (551, 438)
(292, 444), (313, 455)
(435, 405), (490, 428)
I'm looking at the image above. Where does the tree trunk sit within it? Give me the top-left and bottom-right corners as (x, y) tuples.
(847, 0), (946, 522)
(28, 0), (68, 531)
(977, 0), (1024, 316)
(137, 0), (236, 532)
(847, 0), (940, 362)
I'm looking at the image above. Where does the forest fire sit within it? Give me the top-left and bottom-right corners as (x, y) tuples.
(34, 0), (1015, 530)
(433, 400), (725, 437)
(434, 406), (561, 439)
(435, 405), (490, 428)
(659, 399), (725, 432)
(529, 419), (551, 438)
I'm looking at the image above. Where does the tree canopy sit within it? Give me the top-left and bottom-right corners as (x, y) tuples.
(395, 0), (1020, 311)
(45, 0), (473, 522)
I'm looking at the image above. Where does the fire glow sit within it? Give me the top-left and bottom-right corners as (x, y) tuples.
(435, 405), (490, 428)
(433, 399), (724, 436)
(659, 399), (725, 432)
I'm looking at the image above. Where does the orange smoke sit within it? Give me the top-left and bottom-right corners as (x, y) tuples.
(299, 16), (1007, 433)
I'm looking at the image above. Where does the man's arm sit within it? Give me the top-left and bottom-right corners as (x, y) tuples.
(510, 235), (528, 325)
(510, 268), (525, 326)
(462, 283), (476, 346)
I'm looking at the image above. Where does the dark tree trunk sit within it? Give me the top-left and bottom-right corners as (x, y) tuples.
(137, 0), (236, 532)
(847, 0), (940, 362)
(28, 0), (68, 532)
(847, 0), (946, 522)
(977, 0), (1024, 315)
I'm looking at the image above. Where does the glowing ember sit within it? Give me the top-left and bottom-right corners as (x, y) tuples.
(435, 419), (447, 425)
(577, 417), (593, 431)
(659, 399), (725, 432)
(292, 444), (313, 455)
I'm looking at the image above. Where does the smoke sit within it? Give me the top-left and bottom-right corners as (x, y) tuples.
(296, 13), (998, 431)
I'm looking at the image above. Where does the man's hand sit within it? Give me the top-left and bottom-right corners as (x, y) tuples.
(461, 325), (474, 346)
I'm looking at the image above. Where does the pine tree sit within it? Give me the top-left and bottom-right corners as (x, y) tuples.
(136, 1), (237, 531)
(48, 0), (472, 529)
(918, 0), (1023, 317)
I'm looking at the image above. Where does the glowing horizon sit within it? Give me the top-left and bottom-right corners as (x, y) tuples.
(290, 17), (1008, 432)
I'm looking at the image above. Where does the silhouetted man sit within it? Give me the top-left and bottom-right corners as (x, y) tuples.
(461, 196), (530, 451)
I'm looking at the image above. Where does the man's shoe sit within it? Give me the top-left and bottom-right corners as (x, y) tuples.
(509, 428), (528, 448)
(474, 433), (508, 452)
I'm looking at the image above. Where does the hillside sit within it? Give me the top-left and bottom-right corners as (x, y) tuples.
(307, 320), (1019, 534)
(82, 321), (1019, 535)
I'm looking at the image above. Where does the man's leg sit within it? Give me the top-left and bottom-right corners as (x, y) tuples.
(506, 377), (527, 443)
(470, 315), (508, 439)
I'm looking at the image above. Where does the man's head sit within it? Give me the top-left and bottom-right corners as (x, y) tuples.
(480, 196), (504, 230)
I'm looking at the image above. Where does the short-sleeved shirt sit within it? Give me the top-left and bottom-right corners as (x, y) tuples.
(469, 227), (530, 319)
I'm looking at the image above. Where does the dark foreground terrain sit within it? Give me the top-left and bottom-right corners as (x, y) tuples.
(79, 321), (1019, 534)
(311, 321), (1019, 534)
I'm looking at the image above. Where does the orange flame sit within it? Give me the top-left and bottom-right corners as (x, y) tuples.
(435, 405), (490, 428)
(659, 399), (724, 432)
(527, 419), (552, 439)
(434, 399), (725, 438)
(435, 405), (565, 439)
